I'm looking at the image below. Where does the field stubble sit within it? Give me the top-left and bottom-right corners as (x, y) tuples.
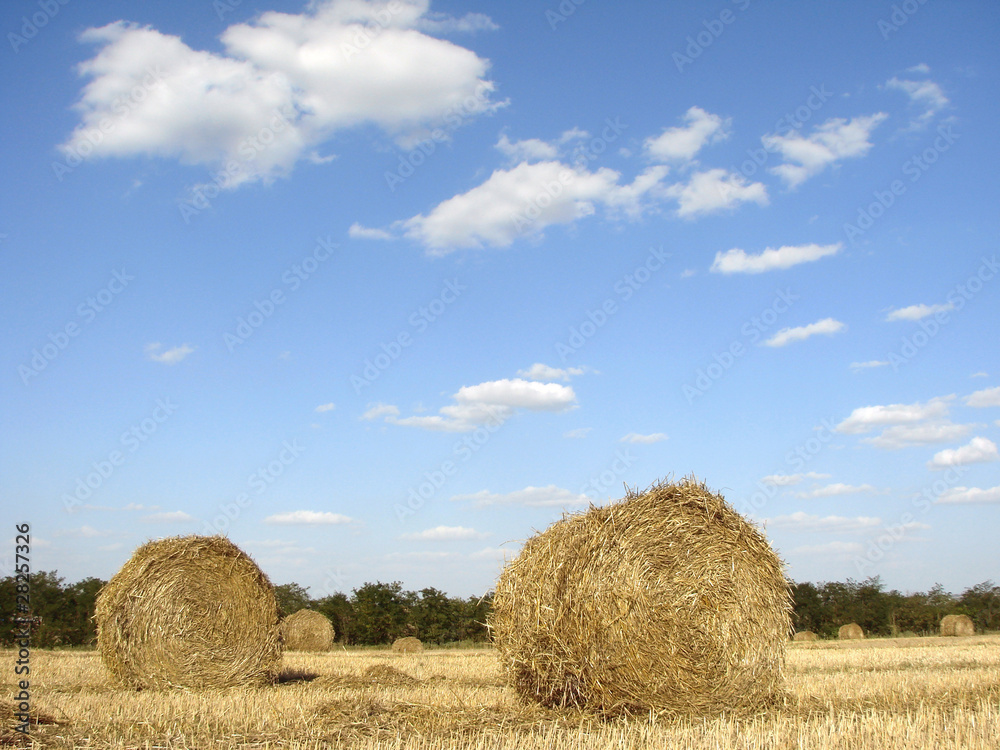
(2, 634), (998, 749)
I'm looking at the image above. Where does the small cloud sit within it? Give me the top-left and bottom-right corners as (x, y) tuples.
(795, 483), (881, 499)
(620, 432), (668, 444)
(927, 437), (999, 470)
(971, 372), (988, 379)
(865, 421), (973, 450)
(401, 526), (489, 541)
(884, 302), (954, 322)
(644, 106), (731, 163)
(563, 427), (592, 439)
(452, 485), (589, 508)
(710, 243), (841, 274)
(517, 363), (586, 382)
(362, 403), (401, 421)
(766, 511), (881, 532)
(760, 472), (831, 487)
(790, 541), (865, 556)
(836, 395), (954, 434)
(886, 76), (949, 128)
(850, 360), (890, 372)
(907, 63), (931, 74)
(680, 268), (696, 279)
(935, 485), (1000, 505)
(265, 510), (353, 525)
(966, 386), (1000, 408)
(144, 511), (194, 522)
(55, 525), (114, 538)
(145, 342), (195, 365)
(763, 318), (845, 347)
(315, 402), (336, 413)
(495, 133), (560, 162)
(349, 223), (394, 240)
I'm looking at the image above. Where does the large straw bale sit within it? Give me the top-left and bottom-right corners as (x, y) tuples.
(94, 535), (281, 689)
(838, 623), (864, 640)
(281, 609), (335, 651)
(940, 614), (975, 636)
(490, 478), (793, 715)
(391, 636), (424, 653)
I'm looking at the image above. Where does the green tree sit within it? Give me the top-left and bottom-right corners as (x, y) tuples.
(958, 580), (999, 631)
(350, 581), (409, 645)
(314, 592), (354, 644)
(273, 582), (312, 617)
(412, 587), (456, 644)
(791, 581), (823, 634)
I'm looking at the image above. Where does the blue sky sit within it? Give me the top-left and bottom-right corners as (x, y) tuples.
(2, 0), (998, 599)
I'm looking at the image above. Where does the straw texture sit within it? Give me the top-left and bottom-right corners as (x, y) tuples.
(391, 637), (424, 653)
(838, 623), (865, 640)
(281, 609), (335, 651)
(940, 614), (974, 636)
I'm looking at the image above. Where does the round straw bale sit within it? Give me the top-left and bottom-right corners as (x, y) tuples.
(280, 609), (335, 651)
(95, 535), (281, 689)
(490, 478), (793, 715)
(793, 630), (819, 642)
(940, 614), (975, 637)
(838, 623), (864, 640)
(391, 636), (424, 653)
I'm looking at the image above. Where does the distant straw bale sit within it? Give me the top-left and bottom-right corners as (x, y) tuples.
(95, 535), (281, 689)
(280, 609), (335, 651)
(940, 614), (975, 637)
(838, 623), (864, 640)
(490, 477), (793, 715)
(391, 637), (424, 653)
(793, 631), (819, 642)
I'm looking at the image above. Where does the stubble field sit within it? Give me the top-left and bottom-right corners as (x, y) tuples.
(3, 634), (999, 749)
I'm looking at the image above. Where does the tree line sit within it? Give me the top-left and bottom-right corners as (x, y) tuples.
(1, 572), (996, 648)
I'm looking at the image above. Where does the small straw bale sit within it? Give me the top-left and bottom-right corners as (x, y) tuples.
(838, 623), (865, 640)
(490, 478), (793, 715)
(793, 630), (819, 642)
(280, 609), (335, 651)
(95, 535), (281, 689)
(391, 636), (424, 653)
(940, 614), (975, 637)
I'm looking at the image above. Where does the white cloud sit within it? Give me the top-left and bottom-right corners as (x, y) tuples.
(144, 511), (194, 522)
(495, 133), (560, 162)
(795, 483), (880, 499)
(865, 421), (974, 450)
(362, 402), (400, 420)
(763, 113), (888, 188)
(517, 363), (586, 382)
(763, 318), (845, 347)
(644, 106), (731, 163)
(400, 161), (669, 254)
(761, 472), (831, 487)
(850, 360), (890, 372)
(971, 371), (988, 379)
(927, 437), (999, 470)
(401, 525), (488, 541)
(665, 168), (768, 218)
(315, 402), (336, 413)
(145, 342), (194, 364)
(61, 2), (501, 189)
(349, 223), (394, 240)
(710, 242), (841, 274)
(451, 485), (589, 507)
(766, 511), (881, 533)
(886, 76), (949, 127)
(884, 302), (954, 322)
(55, 525), (115, 538)
(563, 427), (592, 439)
(966, 386), (1000, 408)
(836, 396), (953, 434)
(620, 432), (668, 444)
(415, 11), (499, 34)
(935, 485), (1000, 505)
(790, 541), (865, 556)
(264, 510), (353, 524)
(908, 63), (931, 74)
